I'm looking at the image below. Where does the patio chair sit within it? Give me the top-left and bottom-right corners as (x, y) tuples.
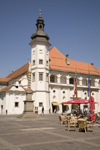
(68, 118), (77, 131)
(59, 115), (67, 125)
(86, 120), (95, 132)
(77, 120), (87, 133)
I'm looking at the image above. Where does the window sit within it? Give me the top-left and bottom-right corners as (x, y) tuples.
(46, 60), (48, 66)
(32, 73), (35, 82)
(39, 102), (43, 107)
(15, 102), (19, 107)
(33, 60), (35, 65)
(46, 73), (49, 82)
(39, 49), (43, 54)
(33, 50), (35, 55)
(39, 73), (43, 81)
(50, 75), (55, 83)
(70, 78), (74, 84)
(19, 81), (21, 84)
(39, 59), (43, 64)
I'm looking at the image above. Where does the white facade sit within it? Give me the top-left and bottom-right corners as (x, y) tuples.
(0, 84), (26, 115)
(0, 12), (100, 115)
(30, 44), (50, 114)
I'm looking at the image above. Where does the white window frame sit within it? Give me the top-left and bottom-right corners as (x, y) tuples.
(33, 60), (35, 65)
(39, 73), (43, 81)
(46, 73), (49, 82)
(39, 102), (43, 107)
(46, 60), (48, 66)
(39, 59), (43, 64)
(15, 102), (19, 107)
(32, 73), (35, 82)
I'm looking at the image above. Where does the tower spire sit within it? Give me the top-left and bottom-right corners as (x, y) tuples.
(39, 9), (41, 17)
(30, 11), (51, 46)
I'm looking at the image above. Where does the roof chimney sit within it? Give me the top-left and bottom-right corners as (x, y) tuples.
(66, 54), (70, 65)
(91, 63), (94, 66)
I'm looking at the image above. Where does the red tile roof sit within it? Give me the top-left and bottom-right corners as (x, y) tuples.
(49, 47), (100, 76)
(24, 88), (33, 93)
(6, 63), (29, 80)
(0, 86), (33, 94)
(0, 85), (12, 93)
(0, 78), (10, 82)
(2, 47), (100, 83)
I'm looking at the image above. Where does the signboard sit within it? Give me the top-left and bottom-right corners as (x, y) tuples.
(35, 107), (38, 113)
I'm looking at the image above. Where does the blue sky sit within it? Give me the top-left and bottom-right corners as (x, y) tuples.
(0, 0), (100, 77)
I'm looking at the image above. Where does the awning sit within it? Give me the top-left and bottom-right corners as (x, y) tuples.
(52, 102), (60, 106)
(63, 104), (69, 106)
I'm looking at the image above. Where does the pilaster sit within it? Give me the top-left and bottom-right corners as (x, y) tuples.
(79, 77), (83, 86)
(57, 74), (61, 83)
(66, 75), (70, 84)
(94, 79), (99, 87)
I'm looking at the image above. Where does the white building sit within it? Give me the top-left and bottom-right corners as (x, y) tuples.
(0, 11), (100, 115)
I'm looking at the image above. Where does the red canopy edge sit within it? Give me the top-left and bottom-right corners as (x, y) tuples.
(62, 99), (89, 104)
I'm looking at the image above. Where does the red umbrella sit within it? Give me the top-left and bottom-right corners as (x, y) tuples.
(62, 98), (89, 104)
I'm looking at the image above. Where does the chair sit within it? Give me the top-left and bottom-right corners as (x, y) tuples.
(77, 120), (87, 133)
(68, 118), (77, 131)
(86, 120), (95, 132)
(59, 115), (67, 125)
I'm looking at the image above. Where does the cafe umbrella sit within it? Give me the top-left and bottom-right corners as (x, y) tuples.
(89, 96), (97, 121)
(62, 98), (89, 104)
(62, 98), (89, 111)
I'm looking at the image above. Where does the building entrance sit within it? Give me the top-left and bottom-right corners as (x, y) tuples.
(1, 105), (3, 114)
(52, 105), (57, 113)
(62, 104), (69, 113)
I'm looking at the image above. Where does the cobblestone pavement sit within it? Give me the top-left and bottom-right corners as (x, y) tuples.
(0, 114), (100, 150)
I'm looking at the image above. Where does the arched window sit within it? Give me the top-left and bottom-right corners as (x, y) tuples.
(91, 79), (94, 86)
(61, 76), (66, 84)
(99, 80), (100, 87)
(82, 79), (87, 86)
(69, 78), (74, 84)
(50, 75), (55, 83)
(77, 78), (79, 85)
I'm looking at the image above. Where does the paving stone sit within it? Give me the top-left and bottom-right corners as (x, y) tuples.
(0, 114), (100, 150)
